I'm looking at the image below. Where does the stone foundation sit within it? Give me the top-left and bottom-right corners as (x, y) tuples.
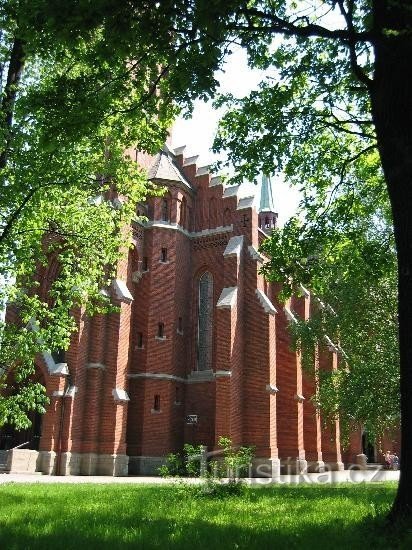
(128, 456), (166, 476)
(307, 460), (325, 473)
(6, 449), (39, 473)
(251, 458), (281, 479)
(324, 461), (345, 472)
(280, 458), (308, 475)
(96, 454), (129, 476)
(36, 451), (128, 476)
(37, 450), (57, 474)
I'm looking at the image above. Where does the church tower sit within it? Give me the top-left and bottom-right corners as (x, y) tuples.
(258, 174), (278, 234)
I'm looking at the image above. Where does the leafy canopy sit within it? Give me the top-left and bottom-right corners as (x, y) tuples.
(0, 0), (239, 428)
(212, 1), (398, 437)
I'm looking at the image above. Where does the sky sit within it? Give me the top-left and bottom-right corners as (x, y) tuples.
(171, 47), (301, 227)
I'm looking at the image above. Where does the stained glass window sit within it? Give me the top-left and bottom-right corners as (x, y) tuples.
(197, 272), (213, 371)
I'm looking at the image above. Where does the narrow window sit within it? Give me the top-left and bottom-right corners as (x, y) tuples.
(197, 272), (213, 371)
(52, 349), (66, 364)
(180, 197), (187, 228)
(175, 386), (180, 404)
(178, 316), (183, 333)
(142, 256), (148, 271)
(157, 322), (164, 338)
(137, 332), (143, 348)
(160, 248), (167, 262)
(161, 198), (169, 221)
(265, 216), (270, 228)
(154, 395), (160, 411)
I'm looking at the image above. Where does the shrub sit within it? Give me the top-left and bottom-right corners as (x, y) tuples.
(158, 444), (205, 477)
(214, 436), (255, 480)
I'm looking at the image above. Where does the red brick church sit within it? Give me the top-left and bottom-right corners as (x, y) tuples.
(2, 144), (375, 476)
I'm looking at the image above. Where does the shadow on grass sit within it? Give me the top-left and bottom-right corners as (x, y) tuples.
(0, 484), (409, 550)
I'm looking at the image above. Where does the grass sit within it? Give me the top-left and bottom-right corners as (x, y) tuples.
(0, 482), (410, 549)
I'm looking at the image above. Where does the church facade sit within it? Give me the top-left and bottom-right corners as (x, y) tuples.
(2, 144), (367, 476)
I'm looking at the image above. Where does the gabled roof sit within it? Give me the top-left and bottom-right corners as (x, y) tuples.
(259, 174), (275, 213)
(148, 147), (193, 190)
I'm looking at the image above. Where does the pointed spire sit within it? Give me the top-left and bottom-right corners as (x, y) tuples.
(259, 174), (275, 213)
(258, 174), (278, 234)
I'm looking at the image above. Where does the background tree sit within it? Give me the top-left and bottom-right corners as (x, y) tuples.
(260, 148), (398, 443)
(0, 0), (235, 429)
(208, 0), (411, 521)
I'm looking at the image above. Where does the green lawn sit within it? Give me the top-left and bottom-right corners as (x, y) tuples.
(0, 482), (409, 549)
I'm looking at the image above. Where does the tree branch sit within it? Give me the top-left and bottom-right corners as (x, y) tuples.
(0, 38), (25, 169)
(235, 7), (374, 43)
(336, 0), (373, 88)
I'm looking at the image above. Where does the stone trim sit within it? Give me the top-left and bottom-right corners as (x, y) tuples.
(248, 245), (266, 263)
(324, 335), (340, 353)
(223, 184), (240, 198)
(196, 165), (210, 176)
(255, 289), (277, 315)
(300, 284), (310, 297)
(112, 279), (133, 304)
(174, 145), (186, 156)
(284, 306), (298, 324)
(216, 286), (238, 309)
(50, 362), (70, 376)
(266, 384), (279, 394)
(215, 370), (232, 378)
(128, 371), (230, 384)
(112, 388), (130, 402)
(191, 225), (234, 238)
(183, 154), (199, 166)
(223, 235), (244, 258)
(295, 393), (305, 403)
(128, 372), (186, 383)
(65, 385), (77, 398)
(187, 369), (215, 383)
(210, 175), (222, 187)
(144, 220), (233, 239)
(28, 318), (69, 376)
(237, 196), (255, 210)
(86, 362), (106, 370)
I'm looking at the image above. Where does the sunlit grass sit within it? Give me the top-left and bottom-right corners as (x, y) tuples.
(0, 482), (409, 549)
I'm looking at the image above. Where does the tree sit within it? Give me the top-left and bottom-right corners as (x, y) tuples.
(1, 0), (411, 522)
(260, 148), (399, 443)
(207, 0), (412, 521)
(0, 0), (234, 429)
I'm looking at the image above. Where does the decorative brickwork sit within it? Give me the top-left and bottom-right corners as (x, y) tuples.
(3, 144), (366, 476)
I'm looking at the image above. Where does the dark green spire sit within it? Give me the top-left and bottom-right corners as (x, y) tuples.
(259, 174), (275, 213)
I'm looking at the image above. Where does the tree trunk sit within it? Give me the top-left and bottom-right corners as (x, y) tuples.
(371, 0), (412, 521)
(0, 37), (25, 169)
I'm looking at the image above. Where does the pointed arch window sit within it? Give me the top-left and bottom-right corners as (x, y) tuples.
(197, 272), (213, 371)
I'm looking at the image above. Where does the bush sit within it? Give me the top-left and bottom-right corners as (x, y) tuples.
(213, 436), (255, 480)
(158, 444), (205, 478)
